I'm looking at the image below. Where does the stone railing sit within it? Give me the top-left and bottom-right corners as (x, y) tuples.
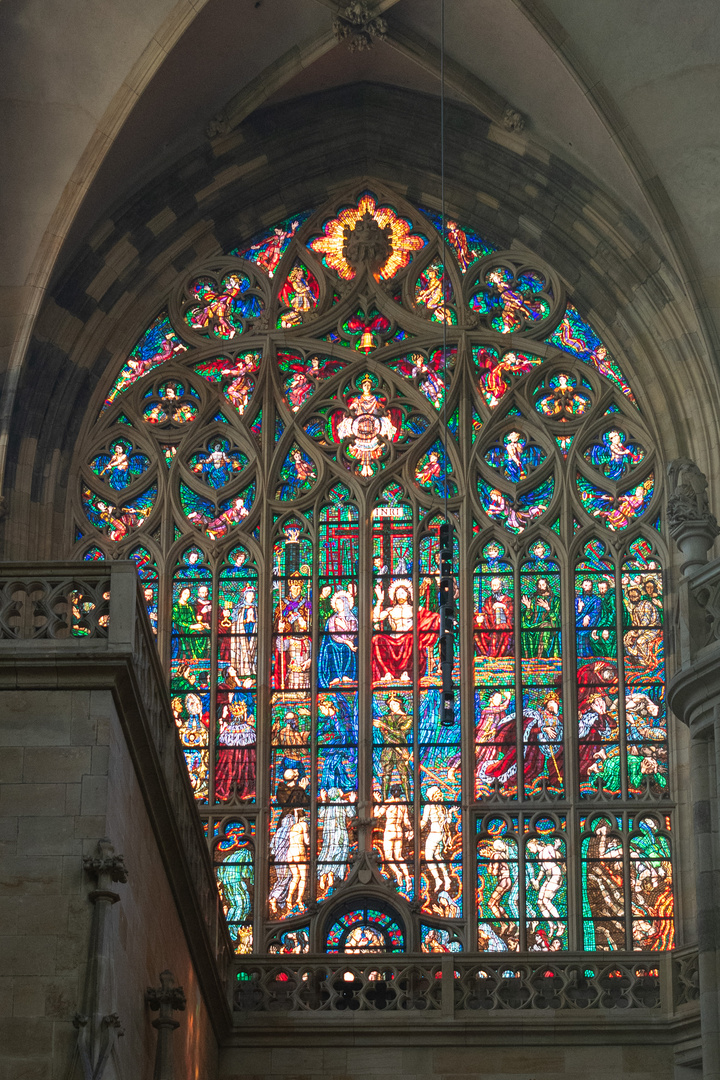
(0, 561), (232, 1020)
(0, 562), (113, 639)
(232, 948), (699, 1018)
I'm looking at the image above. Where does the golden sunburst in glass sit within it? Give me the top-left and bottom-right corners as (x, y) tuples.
(309, 194), (425, 281)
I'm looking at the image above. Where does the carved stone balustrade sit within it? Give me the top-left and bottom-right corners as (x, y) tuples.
(231, 949), (698, 1022)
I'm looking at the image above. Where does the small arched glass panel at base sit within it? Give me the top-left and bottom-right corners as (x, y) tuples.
(324, 899), (405, 954)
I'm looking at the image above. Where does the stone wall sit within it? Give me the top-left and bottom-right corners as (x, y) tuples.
(219, 1039), (677, 1080)
(0, 686), (218, 1079)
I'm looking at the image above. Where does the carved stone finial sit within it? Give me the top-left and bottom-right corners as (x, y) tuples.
(502, 105), (525, 132)
(333, 2), (388, 51)
(83, 837), (128, 903)
(343, 211), (392, 274)
(146, 971), (185, 1080)
(669, 455), (716, 574)
(146, 969), (187, 1015)
(667, 458), (719, 573)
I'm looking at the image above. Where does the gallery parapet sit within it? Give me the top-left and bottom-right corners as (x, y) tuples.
(0, 560), (233, 1029)
(230, 948), (698, 1021)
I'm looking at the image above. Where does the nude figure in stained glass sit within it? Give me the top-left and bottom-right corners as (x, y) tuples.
(420, 787), (453, 894)
(269, 768), (310, 914)
(526, 836), (564, 942)
(286, 809), (310, 911)
(486, 838), (517, 920)
(374, 785), (414, 892)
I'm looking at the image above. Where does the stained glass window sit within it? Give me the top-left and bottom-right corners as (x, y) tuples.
(75, 189), (673, 956)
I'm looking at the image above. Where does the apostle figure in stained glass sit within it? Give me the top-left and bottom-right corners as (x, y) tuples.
(475, 576), (514, 657)
(521, 578), (561, 658)
(272, 573), (312, 690)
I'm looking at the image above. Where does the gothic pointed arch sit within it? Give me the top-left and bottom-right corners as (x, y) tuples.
(71, 184), (672, 956)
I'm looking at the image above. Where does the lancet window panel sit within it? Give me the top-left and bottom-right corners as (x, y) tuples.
(70, 186), (674, 957)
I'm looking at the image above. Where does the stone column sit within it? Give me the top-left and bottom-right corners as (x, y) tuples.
(668, 459), (720, 1080)
(146, 969), (187, 1080)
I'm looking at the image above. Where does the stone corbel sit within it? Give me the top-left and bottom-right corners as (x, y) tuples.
(667, 458), (719, 574)
(146, 970), (187, 1080)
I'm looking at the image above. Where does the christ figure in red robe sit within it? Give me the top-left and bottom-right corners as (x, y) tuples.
(371, 580), (439, 684)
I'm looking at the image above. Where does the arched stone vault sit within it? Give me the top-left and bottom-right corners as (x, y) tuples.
(2, 82), (717, 560)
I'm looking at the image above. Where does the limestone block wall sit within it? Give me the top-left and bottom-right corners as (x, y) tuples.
(0, 686), (218, 1080)
(219, 1039), (677, 1080)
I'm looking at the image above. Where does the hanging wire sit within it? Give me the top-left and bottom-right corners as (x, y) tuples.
(438, 0), (456, 727)
(440, 0), (449, 525)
